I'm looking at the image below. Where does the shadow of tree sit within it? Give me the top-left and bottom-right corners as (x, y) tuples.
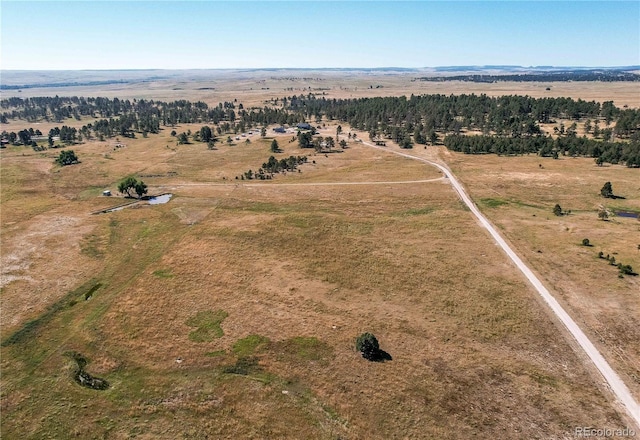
(362, 348), (393, 362)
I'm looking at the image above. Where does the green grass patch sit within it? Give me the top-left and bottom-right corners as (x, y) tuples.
(81, 234), (105, 259)
(232, 334), (271, 357)
(152, 269), (174, 278)
(186, 309), (228, 342)
(205, 350), (226, 357)
(84, 283), (102, 300)
(479, 198), (509, 208)
(2, 280), (101, 346)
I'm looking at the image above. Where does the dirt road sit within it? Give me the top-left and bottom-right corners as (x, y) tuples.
(360, 140), (640, 429)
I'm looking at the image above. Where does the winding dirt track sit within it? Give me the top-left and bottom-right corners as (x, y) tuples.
(359, 140), (640, 428)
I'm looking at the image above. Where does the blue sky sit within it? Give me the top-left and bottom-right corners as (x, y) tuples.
(1, 1), (638, 69)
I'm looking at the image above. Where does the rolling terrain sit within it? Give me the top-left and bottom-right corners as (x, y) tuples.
(1, 70), (639, 438)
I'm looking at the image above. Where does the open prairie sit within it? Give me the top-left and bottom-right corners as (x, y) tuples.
(2, 69), (639, 109)
(1, 71), (639, 438)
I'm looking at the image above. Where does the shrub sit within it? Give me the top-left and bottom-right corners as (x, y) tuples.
(55, 150), (79, 166)
(600, 182), (614, 198)
(619, 264), (636, 276)
(356, 332), (380, 361)
(582, 238), (591, 246)
(553, 204), (563, 216)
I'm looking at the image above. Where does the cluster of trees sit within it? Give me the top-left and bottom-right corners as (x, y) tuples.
(284, 93), (624, 134)
(0, 96), (299, 132)
(55, 150), (79, 166)
(597, 252), (637, 277)
(282, 94), (638, 165)
(3, 95), (636, 139)
(298, 132), (347, 152)
(237, 155), (308, 180)
(2, 93), (638, 167)
(442, 134), (640, 167)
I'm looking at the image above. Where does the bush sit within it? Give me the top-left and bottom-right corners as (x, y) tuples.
(618, 264), (636, 276)
(553, 204), (563, 216)
(356, 332), (380, 361)
(601, 182), (614, 198)
(55, 150), (79, 166)
(582, 238), (591, 246)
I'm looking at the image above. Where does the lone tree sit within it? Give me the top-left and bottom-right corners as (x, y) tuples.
(118, 177), (148, 199)
(177, 133), (189, 144)
(270, 139), (280, 153)
(200, 126), (213, 143)
(553, 204), (563, 216)
(600, 182), (614, 198)
(55, 150), (79, 166)
(356, 333), (379, 361)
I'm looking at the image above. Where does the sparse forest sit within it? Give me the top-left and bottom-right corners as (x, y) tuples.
(2, 93), (639, 166)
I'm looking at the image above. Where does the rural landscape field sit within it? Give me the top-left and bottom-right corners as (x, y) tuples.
(2, 1), (640, 439)
(1, 67), (639, 439)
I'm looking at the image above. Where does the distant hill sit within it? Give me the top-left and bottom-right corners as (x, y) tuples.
(2, 66), (639, 89)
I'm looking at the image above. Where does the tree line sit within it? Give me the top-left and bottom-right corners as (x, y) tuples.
(415, 70), (640, 83)
(443, 134), (640, 167)
(2, 93), (638, 167)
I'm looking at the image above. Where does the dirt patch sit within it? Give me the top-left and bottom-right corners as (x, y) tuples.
(1, 213), (99, 329)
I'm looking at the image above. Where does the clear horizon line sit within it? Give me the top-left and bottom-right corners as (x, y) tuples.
(2, 65), (640, 72)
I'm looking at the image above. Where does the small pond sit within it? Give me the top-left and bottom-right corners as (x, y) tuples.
(615, 211), (639, 219)
(94, 194), (173, 214)
(148, 193), (173, 205)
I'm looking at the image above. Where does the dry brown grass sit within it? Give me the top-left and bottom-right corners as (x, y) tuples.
(2, 75), (638, 438)
(1, 127), (631, 439)
(2, 70), (638, 109)
(439, 149), (640, 404)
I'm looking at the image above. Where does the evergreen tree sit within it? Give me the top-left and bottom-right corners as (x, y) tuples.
(600, 182), (614, 198)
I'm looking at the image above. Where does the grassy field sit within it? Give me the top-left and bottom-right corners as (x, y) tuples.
(1, 74), (638, 438)
(442, 149), (640, 400)
(2, 69), (638, 109)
